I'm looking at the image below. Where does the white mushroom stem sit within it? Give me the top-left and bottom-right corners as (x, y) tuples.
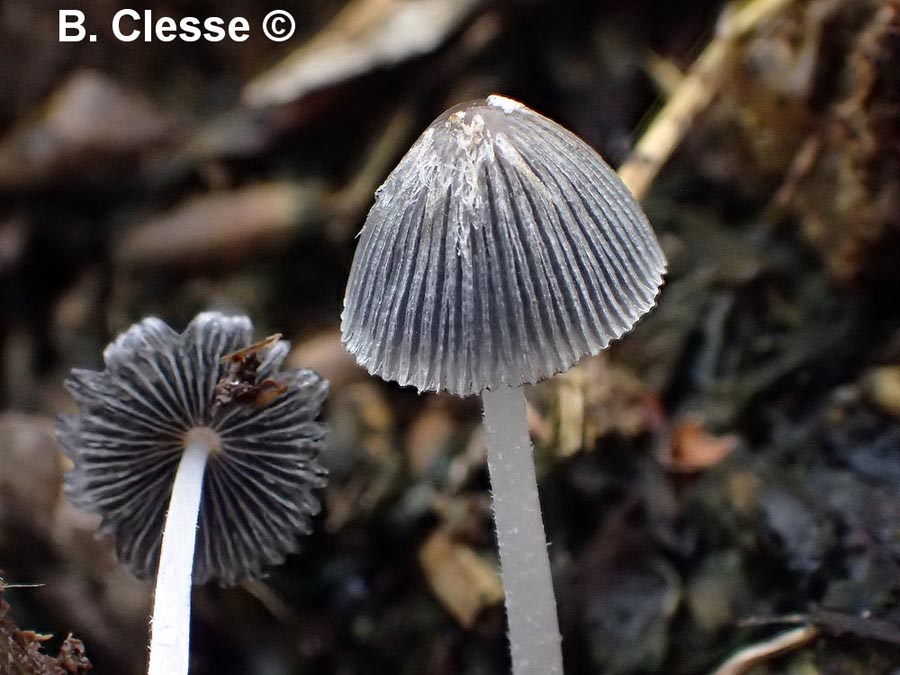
(148, 430), (214, 675)
(482, 386), (563, 675)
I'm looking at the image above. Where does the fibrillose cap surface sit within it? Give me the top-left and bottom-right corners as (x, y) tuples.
(342, 95), (666, 396)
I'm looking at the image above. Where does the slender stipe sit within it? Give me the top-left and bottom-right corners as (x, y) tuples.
(148, 431), (212, 675)
(483, 386), (562, 675)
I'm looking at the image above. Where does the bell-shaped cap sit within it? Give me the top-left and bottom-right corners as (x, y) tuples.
(342, 95), (666, 396)
(58, 312), (328, 586)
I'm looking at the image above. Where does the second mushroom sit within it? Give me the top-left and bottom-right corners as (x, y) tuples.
(342, 96), (666, 674)
(59, 312), (329, 675)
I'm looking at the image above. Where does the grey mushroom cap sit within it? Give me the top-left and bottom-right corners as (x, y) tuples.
(342, 95), (666, 396)
(58, 312), (328, 586)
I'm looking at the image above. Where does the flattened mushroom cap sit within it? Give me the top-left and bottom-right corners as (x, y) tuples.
(58, 312), (328, 586)
(342, 95), (666, 396)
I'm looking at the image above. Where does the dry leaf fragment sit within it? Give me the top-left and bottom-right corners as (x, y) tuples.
(287, 329), (368, 393)
(862, 365), (900, 419)
(551, 356), (650, 457)
(418, 527), (503, 628)
(660, 417), (738, 473)
(244, 0), (483, 106)
(0, 69), (177, 189)
(405, 406), (457, 477)
(0, 216), (27, 276)
(0, 413), (63, 538)
(114, 181), (323, 269)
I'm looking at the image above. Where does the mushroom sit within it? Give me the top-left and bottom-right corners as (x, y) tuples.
(58, 312), (329, 675)
(342, 95), (665, 674)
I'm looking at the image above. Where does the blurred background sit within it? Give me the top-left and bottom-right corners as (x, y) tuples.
(1, 0), (900, 673)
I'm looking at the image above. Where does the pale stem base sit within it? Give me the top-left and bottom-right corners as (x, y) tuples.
(482, 386), (563, 675)
(147, 437), (210, 675)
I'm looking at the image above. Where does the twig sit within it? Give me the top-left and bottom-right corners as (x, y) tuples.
(741, 610), (900, 646)
(618, 0), (795, 200)
(711, 625), (821, 675)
